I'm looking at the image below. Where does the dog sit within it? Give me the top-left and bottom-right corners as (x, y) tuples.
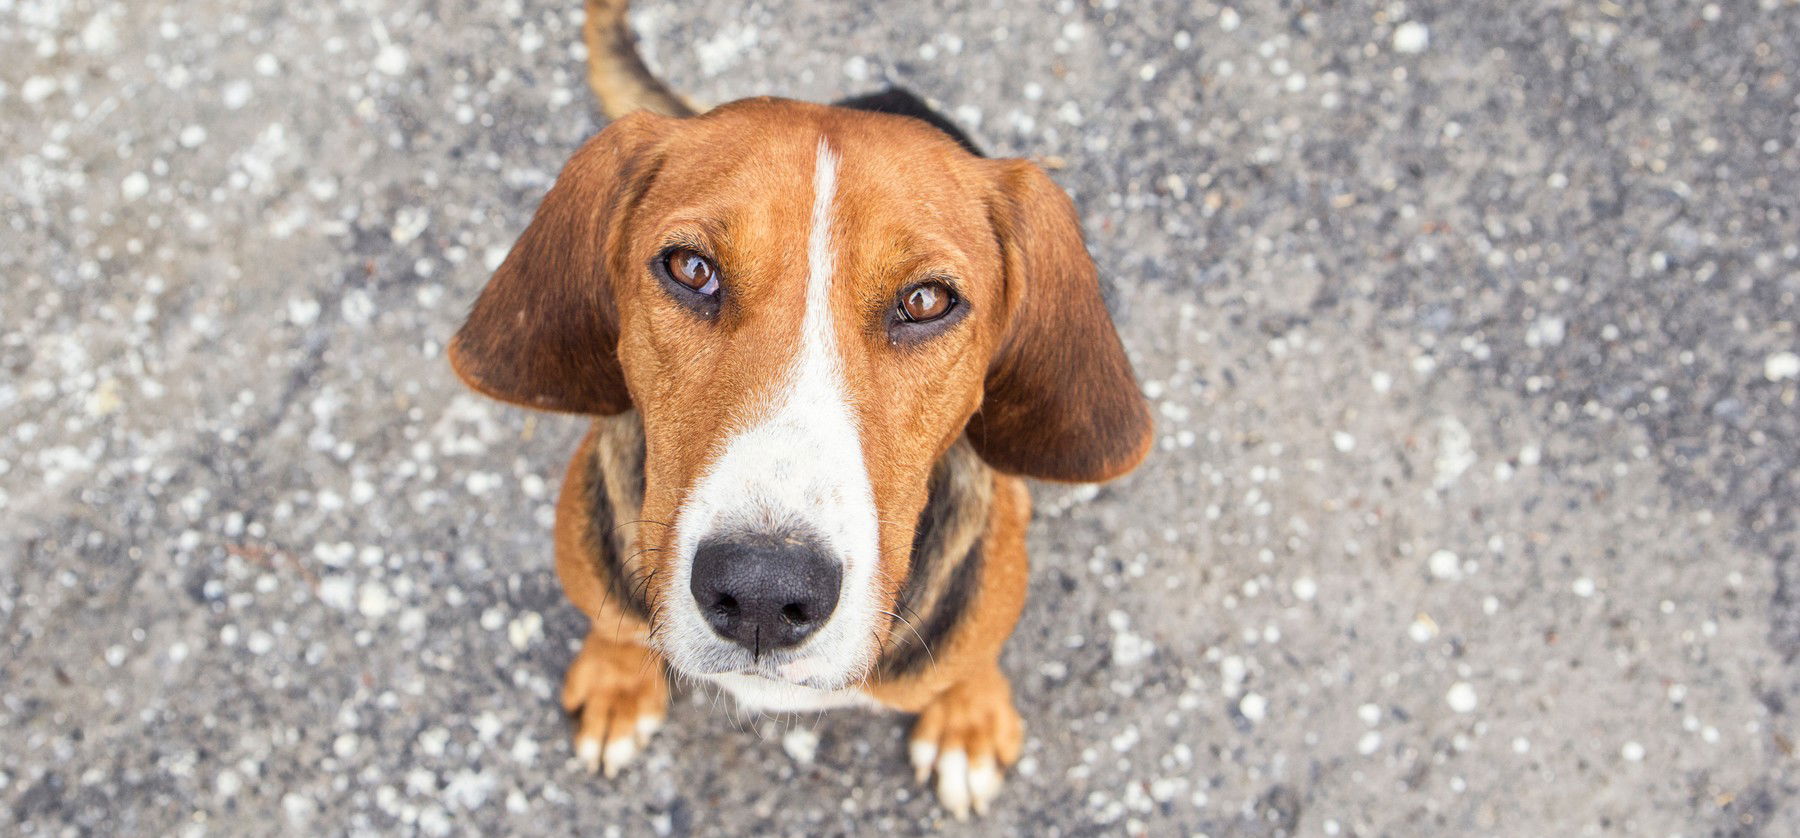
(449, 0), (1151, 818)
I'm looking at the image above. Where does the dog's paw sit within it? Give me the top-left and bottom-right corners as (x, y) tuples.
(561, 634), (669, 778)
(908, 669), (1024, 820)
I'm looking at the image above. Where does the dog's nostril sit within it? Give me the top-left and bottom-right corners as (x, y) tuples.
(714, 594), (739, 617)
(780, 603), (809, 626)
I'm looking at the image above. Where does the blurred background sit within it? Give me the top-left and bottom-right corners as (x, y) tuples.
(3, 0), (1798, 835)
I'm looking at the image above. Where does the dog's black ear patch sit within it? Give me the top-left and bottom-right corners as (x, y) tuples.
(835, 87), (985, 157)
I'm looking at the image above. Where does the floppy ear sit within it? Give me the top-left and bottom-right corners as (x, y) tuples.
(448, 111), (667, 414)
(966, 160), (1153, 483)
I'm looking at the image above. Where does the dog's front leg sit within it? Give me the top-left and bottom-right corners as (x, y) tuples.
(888, 474), (1032, 819)
(561, 629), (668, 777)
(553, 421), (669, 778)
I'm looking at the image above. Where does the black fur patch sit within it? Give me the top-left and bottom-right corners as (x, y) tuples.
(584, 452), (650, 620)
(880, 538), (985, 678)
(895, 461), (958, 615)
(878, 445), (993, 678)
(835, 87), (985, 157)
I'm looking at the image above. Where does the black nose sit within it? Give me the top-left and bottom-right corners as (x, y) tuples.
(690, 530), (842, 655)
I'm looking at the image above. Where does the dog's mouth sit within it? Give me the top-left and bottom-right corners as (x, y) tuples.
(736, 654), (843, 688)
(662, 641), (866, 691)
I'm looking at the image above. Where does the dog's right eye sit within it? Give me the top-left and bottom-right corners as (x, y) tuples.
(665, 248), (720, 296)
(898, 282), (955, 323)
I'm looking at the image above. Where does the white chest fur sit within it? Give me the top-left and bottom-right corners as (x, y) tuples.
(705, 673), (883, 714)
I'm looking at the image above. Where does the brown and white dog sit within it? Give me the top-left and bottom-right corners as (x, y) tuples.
(449, 0), (1150, 818)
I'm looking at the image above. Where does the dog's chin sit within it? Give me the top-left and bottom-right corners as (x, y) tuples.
(662, 644), (868, 692)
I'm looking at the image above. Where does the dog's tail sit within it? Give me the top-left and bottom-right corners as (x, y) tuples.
(583, 0), (696, 118)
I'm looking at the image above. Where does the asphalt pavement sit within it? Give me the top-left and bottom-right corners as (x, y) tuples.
(3, 0), (1798, 835)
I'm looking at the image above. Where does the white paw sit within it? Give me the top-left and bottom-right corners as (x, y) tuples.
(574, 712), (662, 778)
(907, 672), (1022, 820)
(915, 746), (1003, 820)
(907, 673), (1023, 820)
(561, 638), (669, 780)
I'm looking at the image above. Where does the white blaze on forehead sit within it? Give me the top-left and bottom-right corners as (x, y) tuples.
(805, 139), (841, 348)
(661, 138), (884, 693)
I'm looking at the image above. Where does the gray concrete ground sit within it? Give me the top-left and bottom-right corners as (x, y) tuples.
(3, 0), (1798, 835)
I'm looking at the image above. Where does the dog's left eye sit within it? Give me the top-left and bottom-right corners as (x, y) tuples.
(665, 248), (720, 296)
(898, 281), (955, 323)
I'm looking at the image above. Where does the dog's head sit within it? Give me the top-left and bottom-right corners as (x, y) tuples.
(451, 99), (1149, 690)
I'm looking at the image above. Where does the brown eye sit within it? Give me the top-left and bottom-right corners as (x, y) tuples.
(665, 248), (719, 296)
(899, 282), (955, 322)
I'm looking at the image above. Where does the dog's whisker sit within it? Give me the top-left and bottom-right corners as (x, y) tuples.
(880, 608), (936, 671)
(605, 518), (673, 538)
